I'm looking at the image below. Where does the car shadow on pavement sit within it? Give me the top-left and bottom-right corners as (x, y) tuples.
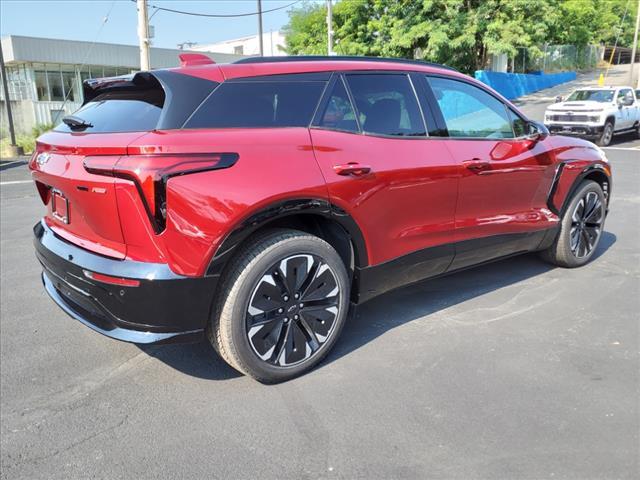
(138, 339), (243, 381)
(138, 231), (616, 381)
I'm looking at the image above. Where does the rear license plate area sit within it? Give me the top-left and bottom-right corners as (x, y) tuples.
(51, 189), (70, 224)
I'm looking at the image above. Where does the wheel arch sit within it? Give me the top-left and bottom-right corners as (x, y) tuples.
(549, 163), (611, 216)
(205, 198), (368, 294)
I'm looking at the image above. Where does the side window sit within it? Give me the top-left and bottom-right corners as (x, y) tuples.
(345, 74), (426, 137)
(508, 109), (528, 137)
(427, 77), (514, 139)
(185, 81), (326, 129)
(620, 89), (634, 105)
(318, 77), (359, 133)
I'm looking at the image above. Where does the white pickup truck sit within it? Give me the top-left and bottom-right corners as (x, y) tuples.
(544, 86), (640, 146)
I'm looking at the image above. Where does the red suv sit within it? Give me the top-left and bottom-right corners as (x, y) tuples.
(31, 55), (611, 382)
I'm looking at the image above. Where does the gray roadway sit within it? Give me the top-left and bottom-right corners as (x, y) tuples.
(1, 74), (639, 479)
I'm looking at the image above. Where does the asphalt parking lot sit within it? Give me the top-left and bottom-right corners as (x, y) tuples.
(1, 92), (639, 478)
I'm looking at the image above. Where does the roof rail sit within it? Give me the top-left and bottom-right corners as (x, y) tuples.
(233, 55), (458, 72)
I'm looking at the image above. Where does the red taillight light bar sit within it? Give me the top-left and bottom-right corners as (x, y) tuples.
(83, 270), (141, 287)
(84, 153), (238, 232)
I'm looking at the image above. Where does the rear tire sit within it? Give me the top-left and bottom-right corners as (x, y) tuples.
(540, 180), (606, 268)
(596, 121), (614, 146)
(208, 229), (350, 383)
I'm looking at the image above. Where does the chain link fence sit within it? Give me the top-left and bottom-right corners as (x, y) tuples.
(512, 44), (602, 73)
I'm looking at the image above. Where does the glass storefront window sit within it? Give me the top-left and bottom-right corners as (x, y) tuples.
(103, 67), (118, 78)
(79, 69), (92, 82)
(35, 71), (49, 101)
(62, 72), (77, 102)
(48, 70), (64, 101)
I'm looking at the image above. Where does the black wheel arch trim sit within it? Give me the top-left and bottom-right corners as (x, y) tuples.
(546, 162), (611, 216)
(205, 198), (369, 277)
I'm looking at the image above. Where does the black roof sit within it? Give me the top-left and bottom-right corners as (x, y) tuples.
(233, 55), (458, 72)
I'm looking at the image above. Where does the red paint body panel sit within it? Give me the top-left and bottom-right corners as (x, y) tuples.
(546, 136), (611, 213)
(126, 128), (328, 276)
(30, 61), (611, 287)
(309, 129), (458, 265)
(443, 137), (559, 242)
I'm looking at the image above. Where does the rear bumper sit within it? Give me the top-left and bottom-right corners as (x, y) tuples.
(34, 220), (218, 344)
(546, 124), (604, 138)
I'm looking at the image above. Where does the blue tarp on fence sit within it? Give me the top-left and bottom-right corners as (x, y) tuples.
(474, 70), (577, 100)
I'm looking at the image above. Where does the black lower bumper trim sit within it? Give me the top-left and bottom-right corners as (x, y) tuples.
(42, 272), (203, 344)
(34, 220), (218, 344)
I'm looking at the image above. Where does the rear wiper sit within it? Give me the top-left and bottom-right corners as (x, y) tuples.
(62, 115), (93, 130)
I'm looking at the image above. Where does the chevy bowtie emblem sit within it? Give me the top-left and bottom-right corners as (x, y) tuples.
(36, 152), (51, 166)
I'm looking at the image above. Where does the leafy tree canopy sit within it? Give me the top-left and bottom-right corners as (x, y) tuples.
(283, 0), (639, 73)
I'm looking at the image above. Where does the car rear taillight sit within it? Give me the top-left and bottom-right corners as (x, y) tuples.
(84, 153), (238, 232)
(34, 180), (51, 205)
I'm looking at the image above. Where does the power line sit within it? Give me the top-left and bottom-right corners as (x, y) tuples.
(135, 0), (301, 18)
(55, 0), (118, 122)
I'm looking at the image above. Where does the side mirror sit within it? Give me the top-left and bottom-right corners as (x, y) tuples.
(555, 95), (563, 103)
(526, 121), (549, 143)
(617, 99), (624, 109)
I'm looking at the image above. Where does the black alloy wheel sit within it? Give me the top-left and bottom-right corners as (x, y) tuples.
(246, 254), (341, 366)
(569, 190), (604, 259)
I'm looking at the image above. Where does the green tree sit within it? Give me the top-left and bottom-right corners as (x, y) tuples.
(283, 0), (639, 74)
(549, 0), (638, 47)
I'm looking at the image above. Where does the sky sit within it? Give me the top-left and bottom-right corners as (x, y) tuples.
(0, 0), (311, 49)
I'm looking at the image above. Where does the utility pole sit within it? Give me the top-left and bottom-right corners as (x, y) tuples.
(630, 0), (640, 87)
(327, 0), (334, 56)
(0, 41), (23, 156)
(137, 0), (151, 70)
(257, 0), (264, 56)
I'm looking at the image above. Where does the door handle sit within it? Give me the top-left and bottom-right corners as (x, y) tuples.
(333, 162), (372, 176)
(463, 159), (491, 172)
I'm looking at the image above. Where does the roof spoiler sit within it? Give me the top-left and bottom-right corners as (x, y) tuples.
(81, 72), (160, 105)
(178, 53), (215, 67)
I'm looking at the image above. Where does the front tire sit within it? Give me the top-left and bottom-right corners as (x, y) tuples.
(596, 121), (614, 146)
(209, 229), (350, 383)
(540, 180), (606, 268)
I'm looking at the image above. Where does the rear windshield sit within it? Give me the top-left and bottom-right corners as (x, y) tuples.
(184, 81), (326, 129)
(54, 88), (165, 133)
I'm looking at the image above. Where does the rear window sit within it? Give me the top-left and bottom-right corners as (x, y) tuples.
(345, 74), (426, 137)
(54, 89), (164, 133)
(184, 81), (326, 129)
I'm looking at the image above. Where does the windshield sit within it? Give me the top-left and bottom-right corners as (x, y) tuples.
(566, 90), (614, 103)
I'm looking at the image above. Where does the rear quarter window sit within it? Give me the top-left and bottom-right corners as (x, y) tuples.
(184, 81), (326, 129)
(54, 89), (164, 133)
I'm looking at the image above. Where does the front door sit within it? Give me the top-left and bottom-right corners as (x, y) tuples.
(425, 76), (556, 269)
(617, 88), (636, 129)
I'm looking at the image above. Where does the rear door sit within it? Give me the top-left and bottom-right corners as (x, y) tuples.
(309, 73), (458, 282)
(423, 75), (556, 268)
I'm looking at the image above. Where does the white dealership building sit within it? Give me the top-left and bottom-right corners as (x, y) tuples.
(0, 35), (245, 134)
